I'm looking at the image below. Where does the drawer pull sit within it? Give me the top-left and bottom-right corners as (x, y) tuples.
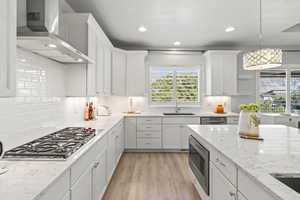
(229, 191), (236, 200)
(93, 162), (100, 168)
(220, 161), (226, 167)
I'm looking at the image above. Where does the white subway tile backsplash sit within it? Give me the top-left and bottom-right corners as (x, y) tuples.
(0, 49), (87, 151)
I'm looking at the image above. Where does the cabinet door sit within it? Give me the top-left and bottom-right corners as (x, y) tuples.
(126, 52), (147, 96)
(96, 39), (105, 95)
(87, 25), (97, 96)
(0, 0), (16, 97)
(125, 118), (137, 149)
(71, 168), (92, 200)
(103, 47), (112, 95)
(211, 164), (237, 200)
(107, 130), (116, 180)
(163, 125), (181, 149)
(112, 51), (126, 96)
(92, 150), (107, 200)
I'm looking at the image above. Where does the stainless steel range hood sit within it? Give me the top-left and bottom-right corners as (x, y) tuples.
(17, 0), (94, 64)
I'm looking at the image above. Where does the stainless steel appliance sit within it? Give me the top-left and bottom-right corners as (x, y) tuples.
(17, 0), (93, 63)
(3, 127), (96, 160)
(0, 141), (2, 157)
(200, 117), (227, 125)
(189, 135), (210, 195)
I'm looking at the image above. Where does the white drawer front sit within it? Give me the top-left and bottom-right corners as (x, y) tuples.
(211, 150), (237, 186)
(137, 138), (162, 149)
(238, 169), (276, 200)
(137, 117), (162, 124)
(137, 131), (162, 138)
(137, 124), (161, 132)
(227, 117), (239, 124)
(163, 117), (200, 124)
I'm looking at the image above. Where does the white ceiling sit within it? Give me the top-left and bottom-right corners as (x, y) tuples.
(66, 0), (300, 50)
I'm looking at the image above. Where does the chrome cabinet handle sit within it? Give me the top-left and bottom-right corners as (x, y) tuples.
(229, 191), (237, 200)
(94, 162), (100, 168)
(219, 161), (226, 167)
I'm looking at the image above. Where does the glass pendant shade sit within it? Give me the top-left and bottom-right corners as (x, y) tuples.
(243, 48), (283, 70)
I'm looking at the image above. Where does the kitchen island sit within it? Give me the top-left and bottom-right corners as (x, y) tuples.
(188, 124), (300, 200)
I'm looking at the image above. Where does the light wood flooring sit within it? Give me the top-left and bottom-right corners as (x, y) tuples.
(102, 152), (201, 200)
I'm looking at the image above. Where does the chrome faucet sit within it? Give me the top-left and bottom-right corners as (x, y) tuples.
(175, 100), (181, 113)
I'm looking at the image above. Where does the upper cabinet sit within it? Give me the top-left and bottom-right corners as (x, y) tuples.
(112, 49), (127, 96)
(0, 0), (16, 97)
(204, 51), (240, 96)
(126, 51), (148, 96)
(63, 13), (113, 97)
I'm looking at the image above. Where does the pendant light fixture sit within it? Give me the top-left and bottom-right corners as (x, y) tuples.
(243, 0), (282, 70)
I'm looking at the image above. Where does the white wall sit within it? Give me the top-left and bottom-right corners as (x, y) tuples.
(0, 49), (89, 151)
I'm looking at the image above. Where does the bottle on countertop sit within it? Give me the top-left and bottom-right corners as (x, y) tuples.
(84, 103), (90, 121)
(89, 102), (94, 120)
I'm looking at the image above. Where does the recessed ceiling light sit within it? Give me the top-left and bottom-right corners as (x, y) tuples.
(225, 26), (235, 32)
(20, 59), (27, 62)
(174, 41), (181, 46)
(76, 58), (83, 62)
(138, 26), (147, 32)
(46, 44), (57, 48)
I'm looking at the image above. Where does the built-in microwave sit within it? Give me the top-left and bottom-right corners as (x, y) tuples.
(188, 135), (210, 196)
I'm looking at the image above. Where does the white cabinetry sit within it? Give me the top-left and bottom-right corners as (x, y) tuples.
(211, 164), (237, 200)
(112, 49), (127, 96)
(137, 117), (162, 149)
(0, 0), (16, 97)
(204, 51), (240, 96)
(126, 51), (148, 96)
(63, 13), (112, 96)
(163, 117), (200, 149)
(71, 167), (92, 200)
(61, 192), (70, 200)
(92, 150), (107, 200)
(125, 117), (137, 149)
(107, 121), (124, 180)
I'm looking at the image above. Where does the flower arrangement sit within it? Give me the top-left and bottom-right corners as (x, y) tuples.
(238, 103), (260, 137)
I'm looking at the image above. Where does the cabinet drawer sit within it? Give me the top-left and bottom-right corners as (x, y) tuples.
(163, 117), (200, 124)
(137, 131), (161, 138)
(137, 117), (161, 124)
(211, 150), (237, 186)
(137, 124), (161, 132)
(238, 170), (276, 200)
(71, 134), (107, 185)
(38, 170), (70, 200)
(227, 117), (239, 124)
(137, 138), (162, 149)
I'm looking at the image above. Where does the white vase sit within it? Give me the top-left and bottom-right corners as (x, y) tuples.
(238, 110), (259, 137)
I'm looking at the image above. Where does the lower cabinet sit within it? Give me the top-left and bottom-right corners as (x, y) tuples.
(92, 150), (107, 200)
(71, 167), (93, 200)
(238, 192), (248, 200)
(163, 125), (182, 149)
(210, 163), (237, 200)
(125, 117), (137, 149)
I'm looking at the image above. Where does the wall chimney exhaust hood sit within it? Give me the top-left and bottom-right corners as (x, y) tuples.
(17, 0), (94, 64)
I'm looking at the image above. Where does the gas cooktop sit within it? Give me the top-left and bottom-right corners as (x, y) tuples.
(3, 127), (96, 160)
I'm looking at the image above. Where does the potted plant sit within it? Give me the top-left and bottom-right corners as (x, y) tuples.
(238, 104), (260, 137)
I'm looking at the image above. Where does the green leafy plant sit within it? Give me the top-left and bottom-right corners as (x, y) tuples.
(239, 104), (260, 112)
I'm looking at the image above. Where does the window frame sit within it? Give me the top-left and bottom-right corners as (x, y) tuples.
(147, 65), (202, 107)
(256, 68), (296, 114)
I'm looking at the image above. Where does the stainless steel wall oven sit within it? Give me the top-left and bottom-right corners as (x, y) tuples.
(189, 135), (210, 195)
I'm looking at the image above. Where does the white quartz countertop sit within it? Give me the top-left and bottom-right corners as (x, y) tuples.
(188, 124), (300, 200)
(0, 115), (124, 200)
(123, 112), (239, 117)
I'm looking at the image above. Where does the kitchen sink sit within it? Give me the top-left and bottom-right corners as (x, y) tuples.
(163, 113), (195, 116)
(271, 173), (300, 194)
